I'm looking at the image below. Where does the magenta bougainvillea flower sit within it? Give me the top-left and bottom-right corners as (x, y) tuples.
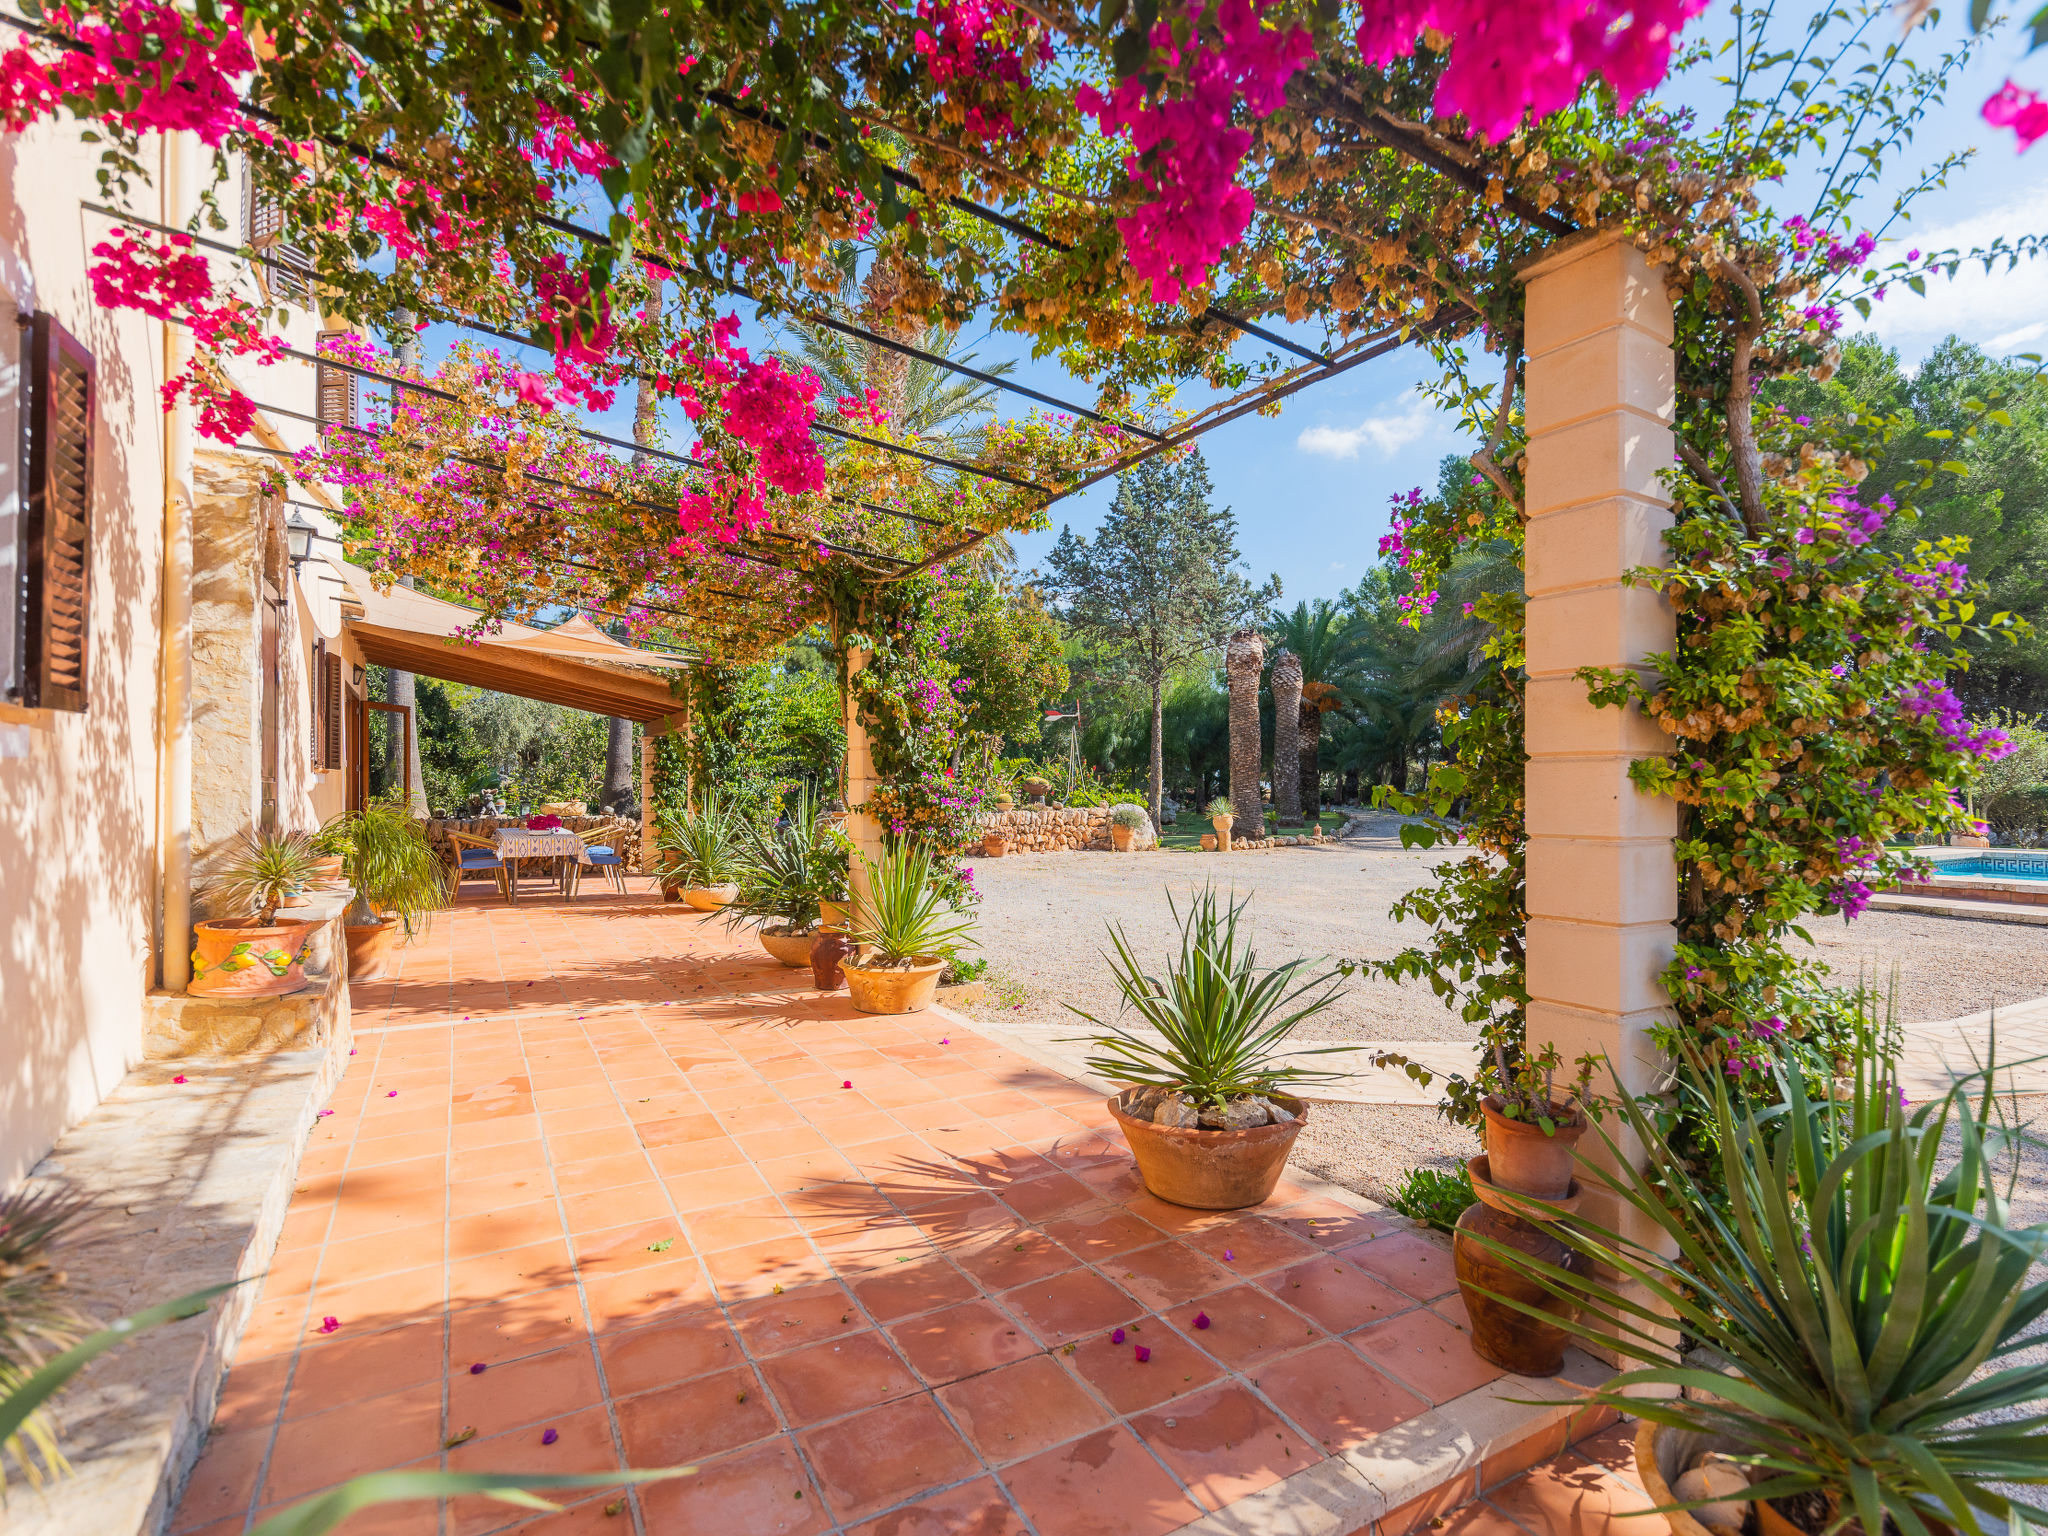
(1111, 1328), (1126, 1344)
(1133, 1345), (1151, 1363)
(469, 1362), (487, 1375)
(318, 1317), (340, 1334)
(541, 1427), (559, 1446)
(1193, 1312), (1211, 1330)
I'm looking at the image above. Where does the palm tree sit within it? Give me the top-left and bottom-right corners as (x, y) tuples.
(1265, 598), (1367, 822)
(1225, 627), (1265, 839)
(1270, 647), (1304, 825)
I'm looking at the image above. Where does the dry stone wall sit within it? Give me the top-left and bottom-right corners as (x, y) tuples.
(977, 807), (1114, 853)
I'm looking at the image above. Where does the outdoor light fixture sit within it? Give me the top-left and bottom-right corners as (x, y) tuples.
(284, 509), (317, 569)
(352, 665), (365, 687)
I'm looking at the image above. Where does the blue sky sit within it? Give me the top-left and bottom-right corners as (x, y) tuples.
(401, 2), (2048, 613)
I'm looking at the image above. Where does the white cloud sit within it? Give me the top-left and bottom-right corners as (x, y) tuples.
(1295, 391), (1440, 460)
(1865, 187), (2048, 358)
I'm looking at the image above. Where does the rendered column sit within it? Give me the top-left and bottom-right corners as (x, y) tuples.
(1519, 231), (1679, 1299)
(841, 646), (885, 905)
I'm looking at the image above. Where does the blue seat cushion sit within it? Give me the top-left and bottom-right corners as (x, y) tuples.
(458, 851), (503, 869)
(586, 847), (621, 864)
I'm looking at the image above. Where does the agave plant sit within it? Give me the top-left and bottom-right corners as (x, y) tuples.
(849, 844), (977, 964)
(1066, 887), (1353, 1108)
(208, 830), (321, 926)
(1481, 1019), (2048, 1536)
(726, 788), (849, 935)
(1, 1281), (693, 1528)
(657, 793), (745, 889)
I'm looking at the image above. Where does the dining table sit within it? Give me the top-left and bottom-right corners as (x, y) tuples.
(491, 827), (590, 902)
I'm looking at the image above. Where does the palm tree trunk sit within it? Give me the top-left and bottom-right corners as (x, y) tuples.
(1270, 650), (1302, 826)
(1149, 674), (1165, 832)
(1225, 628), (1264, 840)
(1298, 701), (1321, 825)
(1343, 765), (1360, 805)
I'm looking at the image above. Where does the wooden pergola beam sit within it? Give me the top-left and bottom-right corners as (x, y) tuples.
(348, 623), (685, 723)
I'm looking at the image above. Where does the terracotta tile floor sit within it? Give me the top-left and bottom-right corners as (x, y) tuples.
(169, 887), (1636, 1536)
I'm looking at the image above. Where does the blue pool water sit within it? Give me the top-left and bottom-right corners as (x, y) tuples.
(1932, 853), (2048, 882)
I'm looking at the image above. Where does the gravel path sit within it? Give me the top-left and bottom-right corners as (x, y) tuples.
(958, 811), (2048, 1202)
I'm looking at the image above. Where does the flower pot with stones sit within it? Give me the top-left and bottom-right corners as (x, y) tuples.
(1107, 1088), (1306, 1209)
(840, 954), (946, 1014)
(1635, 1422), (1758, 1536)
(344, 916), (401, 981)
(1480, 1094), (1585, 1200)
(681, 882), (739, 912)
(189, 918), (322, 997)
(758, 925), (818, 968)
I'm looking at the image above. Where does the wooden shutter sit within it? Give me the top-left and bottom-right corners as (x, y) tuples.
(18, 312), (94, 713)
(243, 170), (311, 308)
(321, 649), (344, 770)
(311, 638), (326, 765)
(315, 329), (357, 430)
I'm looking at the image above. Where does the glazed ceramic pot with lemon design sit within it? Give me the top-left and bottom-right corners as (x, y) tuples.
(189, 919), (321, 997)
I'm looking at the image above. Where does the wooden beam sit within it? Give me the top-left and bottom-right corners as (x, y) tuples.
(348, 623), (683, 722)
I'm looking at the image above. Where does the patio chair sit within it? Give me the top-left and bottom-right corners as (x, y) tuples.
(570, 822), (631, 895)
(445, 829), (510, 902)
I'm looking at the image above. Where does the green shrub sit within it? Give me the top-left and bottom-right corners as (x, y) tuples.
(1385, 1166), (1476, 1234)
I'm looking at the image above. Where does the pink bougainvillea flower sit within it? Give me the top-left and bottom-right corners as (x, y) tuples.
(1193, 1311), (1211, 1330)
(842, 1080), (852, 1089)
(317, 1109), (332, 1117)
(1984, 80), (2048, 151)
(318, 1316), (340, 1334)
(172, 1074), (187, 1084)
(1221, 1249), (1235, 1262)
(1133, 1344), (1151, 1363)
(938, 1037), (949, 1045)
(1111, 1328), (1126, 1344)
(469, 1362), (487, 1374)
(387, 1090), (398, 1097)
(541, 1427), (559, 1445)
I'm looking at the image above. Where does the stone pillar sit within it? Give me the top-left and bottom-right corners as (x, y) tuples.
(842, 645), (885, 905)
(1520, 230), (1679, 1327)
(640, 704), (689, 877)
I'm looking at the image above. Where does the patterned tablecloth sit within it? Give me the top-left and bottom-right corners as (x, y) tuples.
(492, 829), (591, 864)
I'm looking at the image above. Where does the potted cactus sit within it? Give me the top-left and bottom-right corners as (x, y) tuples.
(191, 831), (324, 996)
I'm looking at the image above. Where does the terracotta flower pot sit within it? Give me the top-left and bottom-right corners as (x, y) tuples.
(681, 883), (739, 912)
(344, 917), (401, 981)
(189, 918), (321, 997)
(810, 931), (854, 990)
(1452, 1155), (1592, 1375)
(1480, 1095), (1585, 1199)
(1110, 824), (1136, 851)
(759, 926), (817, 968)
(1107, 1089), (1306, 1210)
(310, 855), (347, 888)
(818, 899), (852, 933)
(1211, 816), (1233, 851)
(982, 832), (1009, 857)
(841, 955), (945, 1014)
(1199, 833), (1217, 851)
(1635, 1422), (1760, 1536)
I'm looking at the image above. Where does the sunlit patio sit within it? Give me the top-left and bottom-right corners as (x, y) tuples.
(165, 888), (1625, 1536)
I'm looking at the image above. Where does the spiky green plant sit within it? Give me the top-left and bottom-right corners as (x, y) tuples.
(323, 805), (447, 936)
(1066, 887), (1354, 1108)
(0, 1188), (91, 1488)
(657, 793), (745, 889)
(1478, 1019), (2048, 1536)
(849, 845), (977, 963)
(725, 788), (849, 934)
(209, 830), (320, 926)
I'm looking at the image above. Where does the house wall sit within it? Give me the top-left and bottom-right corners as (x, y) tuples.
(0, 126), (332, 1187)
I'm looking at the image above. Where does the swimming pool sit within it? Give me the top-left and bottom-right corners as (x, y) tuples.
(1923, 852), (2048, 882)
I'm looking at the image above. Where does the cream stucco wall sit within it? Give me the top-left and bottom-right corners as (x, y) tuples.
(0, 127), (335, 1187)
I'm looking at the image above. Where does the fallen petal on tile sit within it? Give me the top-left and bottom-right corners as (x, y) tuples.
(1193, 1312), (1211, 1330)
(172, 1075), (187, 1084)
(1134, 1345), (1151, 1363)
(541, 1427), (559, 1445)
(317, 1316), (339, 1334)
(1112, 1328), (1126, 1345)
(469, 1362), (487, 1374)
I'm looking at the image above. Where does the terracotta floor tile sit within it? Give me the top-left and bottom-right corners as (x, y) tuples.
(953, 1229), (1076, 1291)
(1261, 1254), (1414, 1334)
(445, 1344), (604, 1438)
(1264, 1201), (1401, 1250)
(171, 1425), (269, 1529)
(731, 1281), (865, 1357)
(1005, 1266), (1142, 1346)
(938, 1355), (1112, 1464)
(1350, 1306), (1504, 1404)
(798, 1394), (982, 1525)
(1066, 1316), (1223, 1415)
(261, 1385), (444, 1503)
(1165, 1285), (1324, 1367)
(449, 1167), (553, 1219)
(636, 1436), (829, 1536)
(311, 1259), (448, 1323)
(580, 1259), (712, 1342)
(1251, 1338), (1431, 1451)
(449, 1201), (566, 1259)
(1119, 1192), (1236, 1236)
(886, 1298), (1039, 1385)
(560, 1181), (672, 1234)
(1183, 1216), (1324, 1276)
(553, 1152), (654, 1199)
(448, 1286), (588, 1366)
(448, 1237), (577, 1304)
(686, 1197), (804, 1252)
(1101, 1241), (1238, 1311)
(758, 1330), (920, 1425)
(1131, 1379), (1317, 1508)
(1040, 1205), (1166, 1262)
(1343, 1230), (1460, 1301)
(1486, 1453), (1671, 1536)
(614, 1363), (779, 1463)
(841, 1474), (1028, 1536)
(597, 1310), (745, 1395)
(283, 1317), (445, 1416)
(662, 1160), (772, 1210)
(1002, 1426), (1204, 1536)
(447, 1404), (622, 1486)
(703, 1238), (832, 1298)
(849, 1255), (980, 1321)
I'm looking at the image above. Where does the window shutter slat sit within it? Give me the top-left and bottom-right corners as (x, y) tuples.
(322, 651), (343, 770)
(315, 329), (357, 430)
(243, 166), (311, 308)
(311, 638), (326, 765)
(19, 313), (94, 713)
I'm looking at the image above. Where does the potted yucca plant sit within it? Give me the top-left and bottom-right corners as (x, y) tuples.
(657, 793), (745, 911)
(840, 845), (977, 1014)
(1478, 1016), (2048, 1536)
(726, 789), (850, 967)
(1206, 795), (1236, 851)
(322, 804), (449, 981)
(1072, 888), (1353, 1209)
(191, 831), (324, 997)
